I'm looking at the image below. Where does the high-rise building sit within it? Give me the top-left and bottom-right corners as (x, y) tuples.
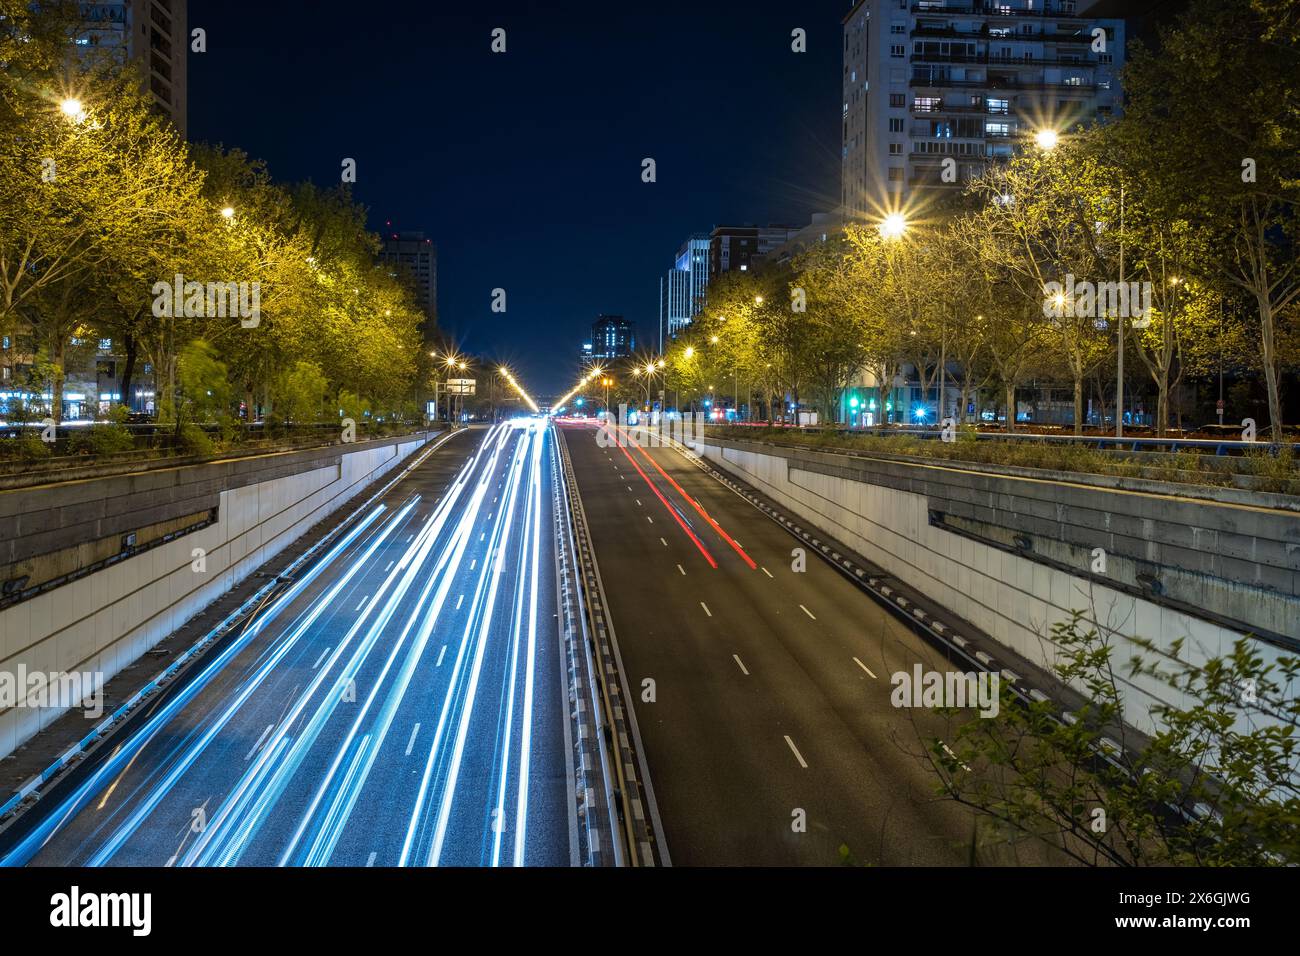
(658, 268), (692, 350)
(841, 0), (1125, 219)
(585, 315), (636, 362)
(379, 230), (438, 338)
(676, 234), (711, 316)
(76, 1), (189, 137)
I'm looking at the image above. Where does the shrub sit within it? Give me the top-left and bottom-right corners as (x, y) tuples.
(179, 423), (214, 457)
(68, 424), (135, 456)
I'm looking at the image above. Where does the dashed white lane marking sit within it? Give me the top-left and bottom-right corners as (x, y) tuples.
(355, 596), (369, 612)
(366, 852), (378, 867)
(733, 654), (749, 675)
(436, 645), (447, 667)
(853, 657), (878, 679)
(636, 499), (642, 506)
(245, 724), (274, 761)
(646, 516), (653, 524)
(799, 604), (816, 620)
(406, 534), (414, 543)
(677, 564), (686, 576)
(456, 594), (464, 610)
(660, 537), (668, 547)
(470, 559), (477, 570)
(480, 532), (485, 541)
(761, 567), (773, 578)
(700, 602), (712, 617)
(405, 722), (421, 755)
(784, 735), (808, 769)
(384, 560), (395, 572)
(311, 647), (331, 670)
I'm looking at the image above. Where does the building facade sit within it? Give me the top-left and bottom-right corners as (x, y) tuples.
(583, 315), (636, 364)
(379, 230), (438, 339)
(658, 268), (692, 350)
(77, 1), (189, 137)
(709, 224), (802, 278)
(841, 0), (1124, 219)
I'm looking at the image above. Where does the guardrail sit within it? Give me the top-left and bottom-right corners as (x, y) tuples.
(706, 423), (1297, 458)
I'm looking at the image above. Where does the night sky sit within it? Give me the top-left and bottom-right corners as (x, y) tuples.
(188, 1), (848, 395)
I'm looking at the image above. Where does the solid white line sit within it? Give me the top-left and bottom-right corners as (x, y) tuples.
(677, 564), (686, 576)
(700, 602), (711, 617)
(244, 724), (274, 761)
(784, 735), (808, 769)
(853, 657), (878, 679)
(355, 596), (369, 612)
(436, 645), (447, 667)
(799, 604), (816, 620)
(761, 567), (773, 578)
(311, 647), (331, 670)
(733, 654), (749, 675)
(455, 594), (464, 610)
(405, 723), (421, 755)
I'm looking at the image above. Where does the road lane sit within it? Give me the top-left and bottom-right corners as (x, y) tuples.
(562, 421), (1024, 865)
(5, 420), (572, 868)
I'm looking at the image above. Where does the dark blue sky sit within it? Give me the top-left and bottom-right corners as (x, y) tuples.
(189, 1), (847, 395)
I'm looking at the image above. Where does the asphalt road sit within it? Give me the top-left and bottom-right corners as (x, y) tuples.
(562, 420), (1006, 866)
(4, 420), (574, 867)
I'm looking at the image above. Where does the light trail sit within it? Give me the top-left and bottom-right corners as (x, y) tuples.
(7, 418), (567, 868)
(0, 500), (391, 867)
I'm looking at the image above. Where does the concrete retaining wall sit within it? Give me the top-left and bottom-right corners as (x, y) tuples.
(698, 437), (1296, 734)
(0, 433), (434, 757)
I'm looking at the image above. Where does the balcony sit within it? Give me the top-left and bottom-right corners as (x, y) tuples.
(910, 76), (1096, 93)
(911, 3), (1088, 20)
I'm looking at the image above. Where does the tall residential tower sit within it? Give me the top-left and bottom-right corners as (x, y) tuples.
(841, 0), (1124, 219)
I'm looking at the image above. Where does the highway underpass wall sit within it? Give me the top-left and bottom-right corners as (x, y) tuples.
(0, 433), (436, 759)
(695, 436), (1299, 736)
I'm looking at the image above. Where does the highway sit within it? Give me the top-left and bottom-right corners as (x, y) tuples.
(560, 420), (1006, 866)
(2, 421), (575, 867)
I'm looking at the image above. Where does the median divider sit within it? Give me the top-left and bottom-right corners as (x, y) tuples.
(554, 425), (667, 866)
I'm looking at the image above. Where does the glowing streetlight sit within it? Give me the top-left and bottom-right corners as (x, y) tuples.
(710, 335), (719, 344)
(1034, 128), (1059, 151)
(59, 98), (86, 123)
(754, 296), (764, 306)
(684, 346), (695, 359)
(879, 213), (908, 240)
(220, 206), (235, 219)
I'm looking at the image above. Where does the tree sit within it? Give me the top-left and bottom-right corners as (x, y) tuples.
(966, 137), (1116, 434)
(927, 615), (1300, 866)
(1118, 0), (1300, 440)
(274, 360), (328, 424)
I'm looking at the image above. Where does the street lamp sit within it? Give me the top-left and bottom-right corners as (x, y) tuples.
(879, 213), (908, 240)
(220, 206), (235, 219)
(1034, 128), (1059, 152)
(59, 98), (86, 123)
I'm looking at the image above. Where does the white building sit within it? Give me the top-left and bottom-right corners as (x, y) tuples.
(841, 0), (1125, 219)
